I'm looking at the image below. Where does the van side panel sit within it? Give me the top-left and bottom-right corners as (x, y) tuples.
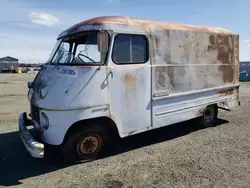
(151, 29), (239, 127)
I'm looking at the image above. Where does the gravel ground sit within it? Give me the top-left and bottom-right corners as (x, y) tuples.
(0, 74), (250, 188)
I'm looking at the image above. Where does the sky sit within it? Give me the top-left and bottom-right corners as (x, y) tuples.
(0, 0), (249, 63)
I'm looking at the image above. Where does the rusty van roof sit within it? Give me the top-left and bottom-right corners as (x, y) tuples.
(58, 16), (233, 38)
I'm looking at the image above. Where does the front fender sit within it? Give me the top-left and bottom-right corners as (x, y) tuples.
(41, 105), (111, 145)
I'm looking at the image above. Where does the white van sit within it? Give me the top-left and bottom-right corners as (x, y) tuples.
(19, 16), (240, 162)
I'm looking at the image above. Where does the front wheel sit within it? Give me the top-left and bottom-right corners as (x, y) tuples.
(61, 125), (111, 163)
(198, 104), (218, 128)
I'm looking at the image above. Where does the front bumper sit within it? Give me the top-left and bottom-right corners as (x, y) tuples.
(19, 112), (44, 158)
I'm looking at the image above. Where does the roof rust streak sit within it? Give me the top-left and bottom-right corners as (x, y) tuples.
(69, 16), (233, 34)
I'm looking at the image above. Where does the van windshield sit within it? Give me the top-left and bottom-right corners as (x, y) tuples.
(47, 31), (108, 65)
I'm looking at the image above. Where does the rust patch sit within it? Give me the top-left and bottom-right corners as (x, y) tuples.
(107, 104), (111, 118)
(209, 35), (216, 45)
(208, 35), (233, 64)
(228, 88), (236, 95)
(217, 89), (228, 96)
(218, 65), (234, 83)
(198, 109), (204, 116)
(234, 35), (240, 83)
(123, 72), (137, 108)
(217, 35), (233, 65)
(234, 35), (240, 64)
(217, 46), (232, 64)
(65, 16), (232, 35)
(124, 72), (136, 86)
(217, 35), (230, 45)
(208, 34), (235, 83)
(217, 86), (238, 96)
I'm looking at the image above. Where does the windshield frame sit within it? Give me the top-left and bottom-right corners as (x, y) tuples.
(45, 38), (63, 65)
(47, 30), (110, 66)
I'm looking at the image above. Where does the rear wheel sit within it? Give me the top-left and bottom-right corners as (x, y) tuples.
(199, 104), (218, 128)
(61, 125), (111, 163)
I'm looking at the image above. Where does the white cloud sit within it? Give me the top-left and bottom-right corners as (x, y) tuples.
(244, 39), (250, 47)
(0, 1), (121, 62)
(28, 12), (59, 27)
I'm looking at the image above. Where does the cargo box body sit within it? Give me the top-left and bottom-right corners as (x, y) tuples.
(150, 27), (239, 129)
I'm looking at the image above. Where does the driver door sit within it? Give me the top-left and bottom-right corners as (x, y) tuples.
(109, 33), (152, 135)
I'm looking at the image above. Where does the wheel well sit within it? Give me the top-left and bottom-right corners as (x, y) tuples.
(63, 117), (119, 143)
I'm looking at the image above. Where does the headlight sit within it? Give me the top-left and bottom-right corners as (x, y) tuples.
(28, 88), (33, 100)
(40, 112), (49, 130)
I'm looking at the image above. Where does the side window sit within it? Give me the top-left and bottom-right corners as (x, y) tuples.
(112, 34), (148, 64)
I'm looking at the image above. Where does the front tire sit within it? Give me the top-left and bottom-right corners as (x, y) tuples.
(61, 125), (111, 163)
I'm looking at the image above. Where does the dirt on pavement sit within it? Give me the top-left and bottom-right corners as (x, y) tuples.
(0, 74), (250, 188)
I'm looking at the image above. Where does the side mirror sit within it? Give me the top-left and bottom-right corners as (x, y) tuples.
(28, 81), (33, 89)
(97, 31), (109, 53)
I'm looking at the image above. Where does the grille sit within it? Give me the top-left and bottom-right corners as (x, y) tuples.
(30, 105), (40, 123)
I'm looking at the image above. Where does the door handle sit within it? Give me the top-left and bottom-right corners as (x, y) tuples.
(102, 70), (113, 88)
(108, 70), (113, 79)
(107, 70), (113, 84)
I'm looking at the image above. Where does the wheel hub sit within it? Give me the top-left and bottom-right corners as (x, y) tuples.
(78, 135), (99, 155)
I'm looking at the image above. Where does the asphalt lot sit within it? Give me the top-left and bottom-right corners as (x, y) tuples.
(0, 74), (250, 188)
